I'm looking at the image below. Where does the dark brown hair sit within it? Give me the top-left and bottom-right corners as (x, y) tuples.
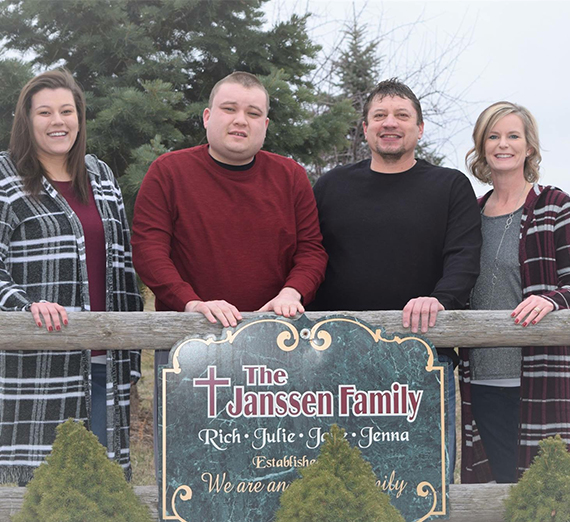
(9, 69), (89, 202)
(363, 78), (423, 125)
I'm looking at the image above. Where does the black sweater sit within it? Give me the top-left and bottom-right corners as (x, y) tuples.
(310, 159), (481, 355)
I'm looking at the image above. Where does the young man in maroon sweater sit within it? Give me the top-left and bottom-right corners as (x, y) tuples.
(131, 72), (327, 468)
(132, 71), (327, 323)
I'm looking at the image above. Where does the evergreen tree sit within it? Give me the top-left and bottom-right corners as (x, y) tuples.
(275, 425), (405, 522)
(504, 435), (570, 522)
(0, 59), (32, 147)
(13, 419), (153, 522)
(120, 135), (170, 223)
(0, 0), (352, 203)
(333, 18), (381, 165)
(263, 67), (354, 181)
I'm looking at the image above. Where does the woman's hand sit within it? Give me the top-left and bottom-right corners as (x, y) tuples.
(30, 302), (68, 331)
(512, 295), (554, 327)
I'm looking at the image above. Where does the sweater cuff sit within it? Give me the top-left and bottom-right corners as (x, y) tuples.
(155, 285), (201, 312)
(284, 276), (319, 306)
(178, 292), (203, 312)
(541, 293), (562, 311)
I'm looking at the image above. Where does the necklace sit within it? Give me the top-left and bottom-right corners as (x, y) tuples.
(483, 182), (528, 301)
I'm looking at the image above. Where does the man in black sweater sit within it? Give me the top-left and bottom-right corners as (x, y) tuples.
(311, 78), (482, 480)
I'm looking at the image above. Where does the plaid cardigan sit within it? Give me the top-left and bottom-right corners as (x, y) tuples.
(0, 153), (143, 483)
(460, 184), (570, 483)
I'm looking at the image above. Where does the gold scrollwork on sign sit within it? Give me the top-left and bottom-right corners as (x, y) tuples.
(275, 324), (299, 352)
(171, 319), (301, 363)
(169, 486), (193, 522)
(416, 481), (438, 522)
(309, 317), (436, 365)
(309, 323), (332, 351)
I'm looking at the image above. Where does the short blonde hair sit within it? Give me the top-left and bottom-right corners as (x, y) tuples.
(466, 101), (541, 185)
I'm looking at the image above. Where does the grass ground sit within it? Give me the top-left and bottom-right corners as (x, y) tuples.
(129, 287), (156, 486)
(130, 349), (156, 486)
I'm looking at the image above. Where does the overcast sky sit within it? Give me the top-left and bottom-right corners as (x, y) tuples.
(265, 0), (570, 196)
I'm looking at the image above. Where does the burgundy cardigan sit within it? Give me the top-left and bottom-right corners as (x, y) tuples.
(460, 184), (570, 482)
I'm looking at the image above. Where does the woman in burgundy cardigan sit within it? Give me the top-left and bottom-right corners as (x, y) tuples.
(460, 101), (570, 483)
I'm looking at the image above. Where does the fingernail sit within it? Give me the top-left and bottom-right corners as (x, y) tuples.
(56, 326), (61, 331)
(37, 322), (42, 327)
(48, 326), (53, 332)
(63, 320), (68, 326)
(522, 322), (527, 327)
(511, 312), (516, 317)
(514, 319), (519, 324)
(532, 320), (537, 325)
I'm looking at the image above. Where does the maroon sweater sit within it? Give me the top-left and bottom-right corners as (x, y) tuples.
(54, 181), (106, 356)
(131, 145), (327, 312)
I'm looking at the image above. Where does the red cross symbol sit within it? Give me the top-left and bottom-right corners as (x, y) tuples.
(193, 366), (232, 417)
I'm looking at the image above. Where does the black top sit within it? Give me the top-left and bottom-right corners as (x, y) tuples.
(310, 158), (482, 356)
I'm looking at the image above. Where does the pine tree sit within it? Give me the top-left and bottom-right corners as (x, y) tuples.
(0, 0), (352, 205)
(333, 18), (381, 165)
(504, 435), (570, 522)
(120, 135), (170, 223)
(0, 59), (32, 147)
(275, 425), (405, 522)
(13, 419), (153, 522)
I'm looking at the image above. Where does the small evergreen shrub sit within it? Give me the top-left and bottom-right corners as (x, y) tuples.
(275, 424), (405, 522)
(504, 434), (570, 522)
(13, 419), (153, 522)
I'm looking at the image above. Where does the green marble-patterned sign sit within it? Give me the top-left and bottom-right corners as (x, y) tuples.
(159, 314), (448, 522)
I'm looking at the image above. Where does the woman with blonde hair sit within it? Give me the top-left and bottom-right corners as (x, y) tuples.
(461, 101), (570, 483)
(0, 69), (142, 484)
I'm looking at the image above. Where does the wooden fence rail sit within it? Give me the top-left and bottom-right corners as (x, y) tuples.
(0, 309), (568, 350)
(0, 309), (564, 520)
